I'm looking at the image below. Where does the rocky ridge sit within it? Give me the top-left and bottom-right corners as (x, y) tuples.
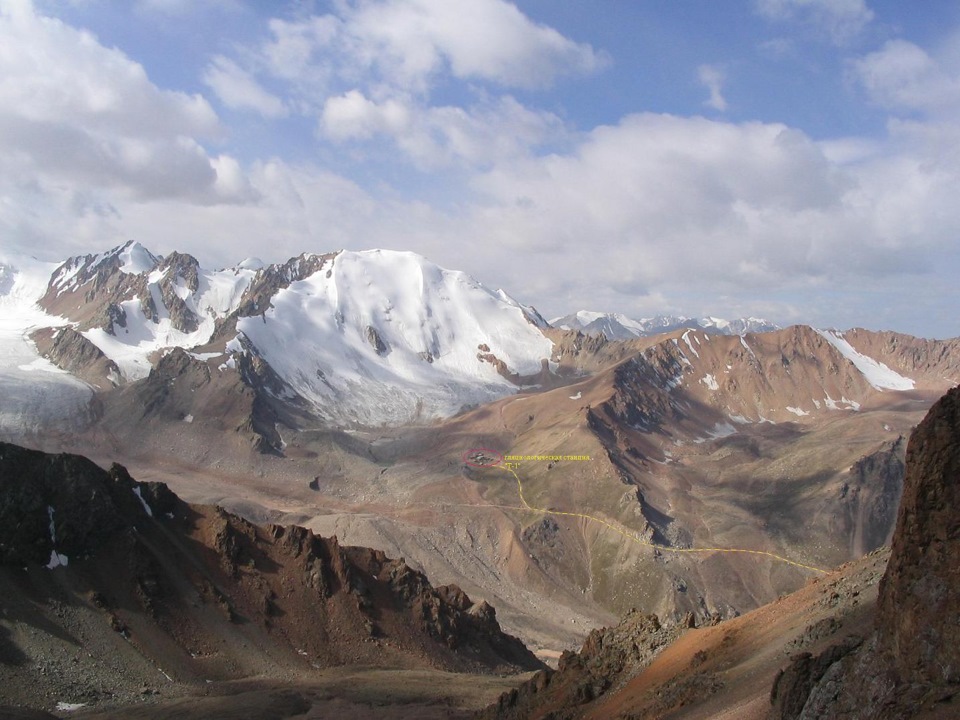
(477, 611), (692, 720)
(0, 442), (542, 714)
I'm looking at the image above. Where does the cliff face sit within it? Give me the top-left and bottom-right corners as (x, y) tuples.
(875, 387), (960, 687)
(771, 386), (960, 719)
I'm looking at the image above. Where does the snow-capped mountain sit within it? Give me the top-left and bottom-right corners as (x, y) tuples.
(233, 249), (553, 425)
(550, 311), (779, 339)
(12, 241), (554, 427)
(4, 240), (957, 448)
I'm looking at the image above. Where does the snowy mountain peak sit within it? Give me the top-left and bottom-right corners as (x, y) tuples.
(238, 257), (265, 270)
(551, 311), (779, 339)
(235, 249), (554, 425)
(117, 240), (160, 274)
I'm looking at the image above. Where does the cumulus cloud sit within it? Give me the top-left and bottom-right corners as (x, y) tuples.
(335, 0), (609, 90)
(260, 15), (339, 91)
(756, 0), (874, 44)
(0, 1), (252, 206)
(321, 90), (411, 141)
(0, 4), (219, 139)
(212, 0), (602, 170)
(320, 91), (565, 168)
(250, 0), (606, 99)
(698, 64), (728, 112)
(851, 39), (960, 117)
(461, 112), (960, 322)
(203, 55), (288, 118)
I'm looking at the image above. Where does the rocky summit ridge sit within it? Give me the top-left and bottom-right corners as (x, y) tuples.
(551, 310), (780, 340)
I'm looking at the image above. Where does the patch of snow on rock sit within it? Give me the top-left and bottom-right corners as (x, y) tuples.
(56, 702), (86, 712)
(133, 487), (154, 517)
(694, 421), (737, 443)
(816, 329), (915, 391)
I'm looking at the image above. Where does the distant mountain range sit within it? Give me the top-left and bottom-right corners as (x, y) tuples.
(0, 241), (952, 439)
(551, 310), (779, 340)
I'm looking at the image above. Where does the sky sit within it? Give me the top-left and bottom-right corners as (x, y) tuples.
(1, 0), (960, 338)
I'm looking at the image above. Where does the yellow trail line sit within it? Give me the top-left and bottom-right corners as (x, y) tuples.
(498, 464), (829, 575)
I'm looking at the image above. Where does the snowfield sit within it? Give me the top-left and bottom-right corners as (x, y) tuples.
(237, 250), (554, 425)
(4, 244), (555, 427)
(0, 254), (94, 434)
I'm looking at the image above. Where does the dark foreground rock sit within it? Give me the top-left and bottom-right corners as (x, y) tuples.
(0, 442), (542, 715)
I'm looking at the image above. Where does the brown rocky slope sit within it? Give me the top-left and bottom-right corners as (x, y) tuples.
(770, 384), (960, 719)
(477, 384), (960, 719)
(0, 443), (542, 716)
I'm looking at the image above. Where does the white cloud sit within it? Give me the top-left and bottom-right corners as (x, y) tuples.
(239, 0), (607, 105)
(851, 39), (960, 117)
(465, 112), (960, 315)
(203, 55), (288, 118)
(261, 15), (339, 85)
(338, 0), (609, 90)
(321, 89), (411, 141)
(698, 64), (728, 112)
(320, 91), (565, 168)
(207, 1), (601, 172)
(756, 0), (874, 44)
(0, 4), (219, 138)
(0, 1), (246, 206)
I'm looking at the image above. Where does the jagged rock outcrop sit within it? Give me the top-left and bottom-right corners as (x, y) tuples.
(0, 442), (541, 711)
(0, 443), (164, 567)
(875, 384), (960, 695)
(155, 251), (202, 333)
(30, 326), (120, 389)
(770, 386), (960, 719)
(38, 241), (205, 336)
(477, 610), (688, 720)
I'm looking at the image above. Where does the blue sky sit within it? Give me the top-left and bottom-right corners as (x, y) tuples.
(3, 0), (960, 337)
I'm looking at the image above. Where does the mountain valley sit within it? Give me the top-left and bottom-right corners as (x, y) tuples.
(1, 242), (959, 718)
